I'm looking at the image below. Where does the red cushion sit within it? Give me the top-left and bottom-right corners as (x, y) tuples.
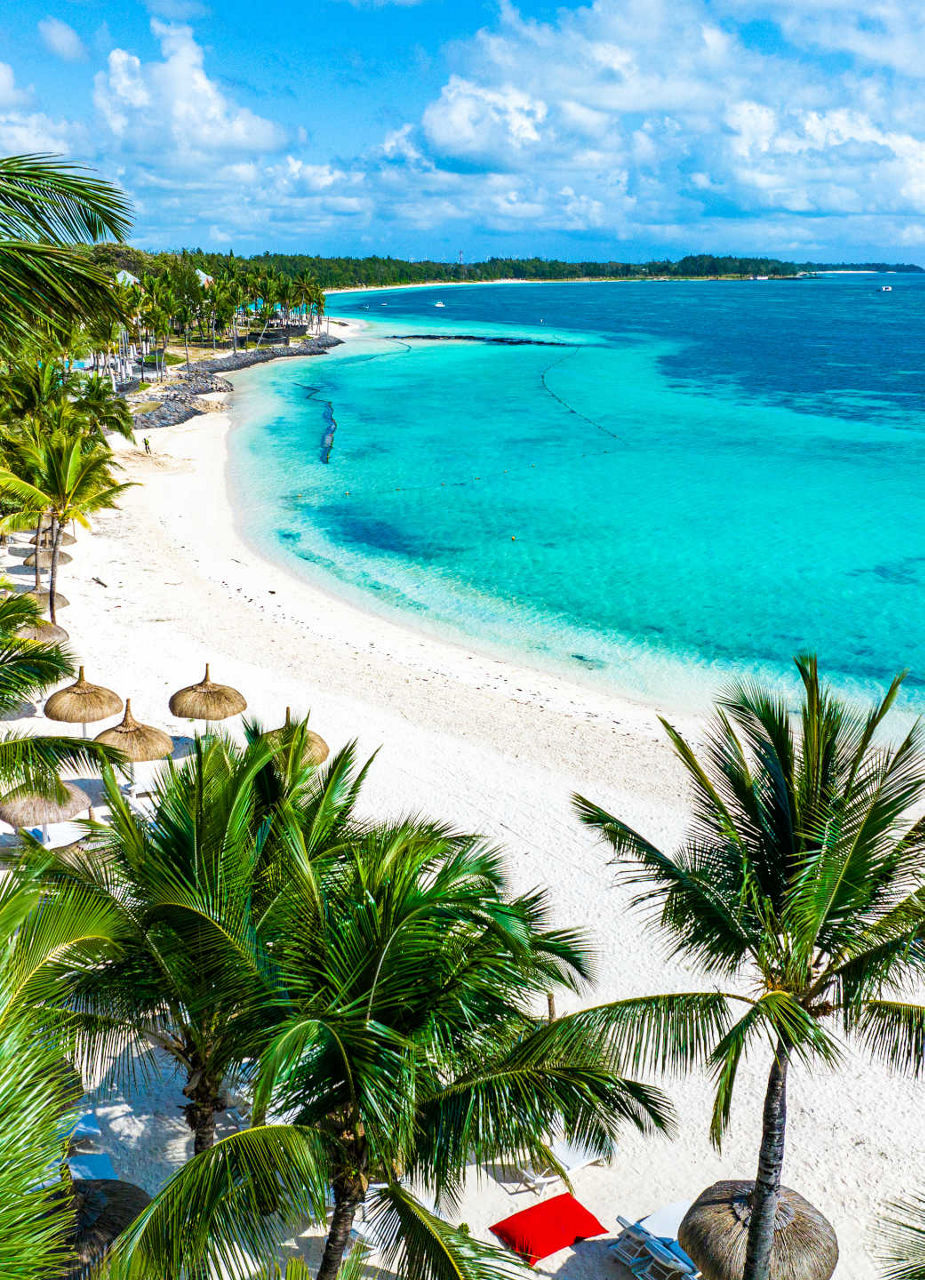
(490, 1192), (607, 1265)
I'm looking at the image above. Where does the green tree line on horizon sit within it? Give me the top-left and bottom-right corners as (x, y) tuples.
(85, 243), (923, 289)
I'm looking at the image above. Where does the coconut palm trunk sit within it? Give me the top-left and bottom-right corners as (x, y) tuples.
(48, 518), (64, 624)
(32, 517), (43, 591)
(182, 1058), (224, 1155)
(316, 1162), (366, 1280)
(744, 1041), (790, 1280)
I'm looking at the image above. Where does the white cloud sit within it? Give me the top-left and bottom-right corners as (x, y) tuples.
(0, 63), (28, 109)
(8, 0), (925, 256)
(93, 20), (284, 167)
(422, 77), (548, 163)
(38, 17), (87, 62)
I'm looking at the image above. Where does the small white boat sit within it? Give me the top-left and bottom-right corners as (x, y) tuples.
(879, 285), (892, 292)
(434, 301), (446, 308)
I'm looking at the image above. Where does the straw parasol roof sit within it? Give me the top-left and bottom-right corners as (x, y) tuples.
(24, 549), (72, 568)
(169, 664), (246, 721)
(94, 700), (173, 762)
(264, 706), (329, 767)
(678, 1181), (838, 1280)
(16, 620), (69, 644)
(0, 780), (90, 829)
(30, 529), (76, 548)
(23, 589), (69, 611)
(63, 1179), (152, 1276)
(45, 668), (122, 725)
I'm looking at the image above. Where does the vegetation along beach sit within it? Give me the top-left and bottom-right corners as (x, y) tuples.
(5, 4), (925, 1280)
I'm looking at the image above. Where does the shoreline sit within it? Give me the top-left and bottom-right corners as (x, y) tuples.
(325, 275), (810, 297)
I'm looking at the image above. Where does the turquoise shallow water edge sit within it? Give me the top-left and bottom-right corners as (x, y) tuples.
(228, 276), (925, 711)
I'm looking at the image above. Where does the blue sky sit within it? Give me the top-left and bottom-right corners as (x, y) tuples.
(3, 0), (925, 262)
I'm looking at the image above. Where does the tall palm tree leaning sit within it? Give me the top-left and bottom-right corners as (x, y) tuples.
(0, 153), (130, 353)
(574, 654), (925, 1280)
(0, 436), (133, 622)
(99, 732), (671, 1280)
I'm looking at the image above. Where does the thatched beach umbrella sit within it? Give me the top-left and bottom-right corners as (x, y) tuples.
(94, 701), (172, 762)
(30, 529), (76, 548)
(45, 667), (122, 738)
(63, 1178), (152, 1276)
(0, 781), (91, 837)
(22, 588), (68, 611)
(678, 1181), (838, 1280)
(16, 620), (69, 644)
(264, 706), (329, 767)
(169, 664), (246, 728)
(95, 700), (173, 795)
(23, 549), (72, 568)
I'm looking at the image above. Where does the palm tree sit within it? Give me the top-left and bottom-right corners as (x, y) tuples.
(0, 437), (132, 621)
(0, 153), (131, 351)
(255, 269), (279, 346)
(574, 654), (925, 1280)
(75, 374), (134, 443)
(0, 866), (123, 1280)
(878, 1194), (925, 1280)
(0, 590), (118, 799)
(38, 731), (372, 1156)
(108, 793), (671, 1280)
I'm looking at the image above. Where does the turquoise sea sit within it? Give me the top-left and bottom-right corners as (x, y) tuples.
(229, 275), (925, 709)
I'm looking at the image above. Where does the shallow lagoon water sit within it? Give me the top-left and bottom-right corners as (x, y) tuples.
(229, 276), (925, 709)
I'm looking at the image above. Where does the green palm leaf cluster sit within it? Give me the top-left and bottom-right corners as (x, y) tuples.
(0, 868), (123, 1280)
(0, 154), (131, 352)
(575, 654), (925, 1280)
(28, 726), (671, 1280)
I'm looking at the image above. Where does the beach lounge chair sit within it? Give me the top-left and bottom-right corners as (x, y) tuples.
(610, 1216), (654, 1267)
(515, 1134), (603, 1195)
(631, 1237), (698, 1279)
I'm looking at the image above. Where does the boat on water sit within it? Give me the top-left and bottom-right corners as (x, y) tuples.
(434, 301), (446, 307)
(879, 285), (893, 292)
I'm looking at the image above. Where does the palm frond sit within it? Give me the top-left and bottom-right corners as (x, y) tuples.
(364, 1182), (526, 1280)
(108, 1125), (331, 1280)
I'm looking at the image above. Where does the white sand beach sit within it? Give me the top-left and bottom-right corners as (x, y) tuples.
(13, 335), (922, 1279)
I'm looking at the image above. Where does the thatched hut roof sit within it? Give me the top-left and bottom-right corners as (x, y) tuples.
(264, 706), (329, 767)
(94, 700), (173, 763)
(24, 550), (72, 568)
(678, 1181), (838, 1280)
(23, 589), (69, 610)
(45, 668), (122, 724)
(62, 1178), (152, 1276)
(169, 664), (246, 721)
(30, 530), (76, 548)
(17, 620), (69, 644)
(0, 781), (91, 829)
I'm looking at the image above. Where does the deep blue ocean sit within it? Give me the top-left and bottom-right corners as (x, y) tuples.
(229, 275), (925, 709)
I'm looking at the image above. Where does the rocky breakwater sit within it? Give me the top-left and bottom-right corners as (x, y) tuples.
(131, 335), (342, 431)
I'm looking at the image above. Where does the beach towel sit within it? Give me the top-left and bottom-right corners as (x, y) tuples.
(490, 1191), (607, 1265)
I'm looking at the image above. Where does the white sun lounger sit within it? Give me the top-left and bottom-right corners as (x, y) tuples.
(515, 1134), (603, 1195)
(610, 1216), (655, 1267)
(632, 1237), (698, 1279)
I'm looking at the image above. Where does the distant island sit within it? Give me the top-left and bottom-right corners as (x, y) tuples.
(88, 244), (923, 288)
